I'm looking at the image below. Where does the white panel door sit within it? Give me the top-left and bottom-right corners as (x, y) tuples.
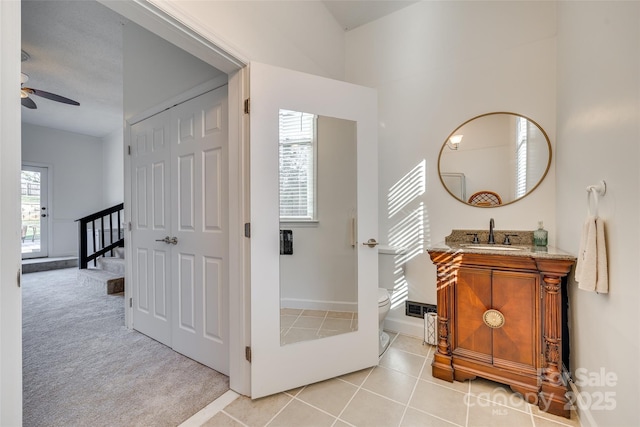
(130, 86), (229, 375)
(249, 62), (379, 398)
(130, 112), (172, 346)
(170, 87), (230, 374)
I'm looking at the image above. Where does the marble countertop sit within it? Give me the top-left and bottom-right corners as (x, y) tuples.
(427, 241), (576, 261)
(427, 229), (577, 261)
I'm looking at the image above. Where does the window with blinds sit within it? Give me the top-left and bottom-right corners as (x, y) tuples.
(279, 109), (317, 221)
(515, 117), (528, 199)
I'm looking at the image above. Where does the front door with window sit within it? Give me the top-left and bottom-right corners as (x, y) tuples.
(21, 165), (48, 259)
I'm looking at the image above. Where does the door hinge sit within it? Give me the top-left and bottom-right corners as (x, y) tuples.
(244, 98), (250, 114)
(129, 297), (133, 308)
(128, 145), (131, 155)
(17, 268), (21, 288)
(128, 222), (132, 231)
(244, 222), (251, 238)
(245, 346), (252, 363)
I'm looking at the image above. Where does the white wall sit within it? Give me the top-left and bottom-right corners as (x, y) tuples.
(102, 128), (124, 206)
(22, 123), (105, 257)
(345, 1), (558, 335)
(280, 116), (357, 310)
(556, 2), (640, 426)
(123, 21), (224, 121)
(148, 0), (346, 80)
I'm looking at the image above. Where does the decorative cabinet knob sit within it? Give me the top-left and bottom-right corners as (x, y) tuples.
(483, 309), (505, 329)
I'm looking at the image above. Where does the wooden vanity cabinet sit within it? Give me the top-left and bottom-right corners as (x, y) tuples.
(428, 250), (575, 418)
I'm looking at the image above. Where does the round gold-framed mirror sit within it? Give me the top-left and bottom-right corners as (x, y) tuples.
(438, 112), (551, 207)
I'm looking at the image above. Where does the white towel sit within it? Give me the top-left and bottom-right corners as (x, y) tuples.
(575, 216), (609, 293)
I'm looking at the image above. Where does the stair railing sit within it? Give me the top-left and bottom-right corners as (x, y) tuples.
(76, 203), (124, 269)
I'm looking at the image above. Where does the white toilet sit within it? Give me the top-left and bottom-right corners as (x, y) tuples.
(378, 288), (391, 355)
(378, 245), (405, 356)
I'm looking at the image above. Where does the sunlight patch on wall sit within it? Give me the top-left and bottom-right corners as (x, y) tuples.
(387, 160), (426, 218)
(386, 160), (429, 309)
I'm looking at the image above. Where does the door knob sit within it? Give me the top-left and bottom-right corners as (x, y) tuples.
(363, 238), (379, 248)
(155, 236), (178, 245)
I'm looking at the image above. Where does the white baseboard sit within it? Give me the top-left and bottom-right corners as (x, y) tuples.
(567, 379), (590, 427)
(383, 316), (425, 340)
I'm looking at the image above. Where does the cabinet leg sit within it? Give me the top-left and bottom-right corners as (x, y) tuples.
(539, 383), (570, 418)
(509, 384), (539, 405)
(432, 354), (454, 382)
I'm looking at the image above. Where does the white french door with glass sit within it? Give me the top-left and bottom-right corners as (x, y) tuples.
(249, 62), (379, 398)
(21, 165), (48, 259)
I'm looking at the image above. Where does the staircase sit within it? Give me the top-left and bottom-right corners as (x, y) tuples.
(76, 204), (125, 294)
(77, 247), (125, 294)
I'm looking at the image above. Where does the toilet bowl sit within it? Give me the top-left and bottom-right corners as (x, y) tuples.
(378, 288), (391, 356)
(377, 244), (406, 356)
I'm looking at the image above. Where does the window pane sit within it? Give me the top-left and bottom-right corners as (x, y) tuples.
(279, 110), (316, 220)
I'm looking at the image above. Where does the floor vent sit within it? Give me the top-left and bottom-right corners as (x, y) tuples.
(405, 301), (436, 318)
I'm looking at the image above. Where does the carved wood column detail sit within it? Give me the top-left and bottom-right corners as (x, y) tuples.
(536, 258), (574, 418)
(429, 251), (460, 382)
(436, 263), (452, 356)
(542, 274), (562, 386)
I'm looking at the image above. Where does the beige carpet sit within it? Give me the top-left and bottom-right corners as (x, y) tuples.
(22, 268), (229, 427)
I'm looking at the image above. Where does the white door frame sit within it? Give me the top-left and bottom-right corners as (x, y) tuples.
(1, 1), (251, 422)
(106, 0), (251, 395)
(1, 1), (24, 424)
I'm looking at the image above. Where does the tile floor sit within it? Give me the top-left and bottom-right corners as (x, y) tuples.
(198, 333), (581, 427)
(280, 308), (358, 345)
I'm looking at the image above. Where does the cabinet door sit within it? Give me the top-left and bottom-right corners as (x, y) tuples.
(454, 267), (492, 363)
(492, 271), (539, 372)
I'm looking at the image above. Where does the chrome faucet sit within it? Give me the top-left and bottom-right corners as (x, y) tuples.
(488, 218), (495, 244)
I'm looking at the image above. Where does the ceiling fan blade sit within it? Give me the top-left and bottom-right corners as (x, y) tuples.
(21, 96), (37, 109)
(23, 87), (80, 106)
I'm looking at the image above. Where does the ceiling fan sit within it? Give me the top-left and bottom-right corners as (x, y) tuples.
(20, 72), (80, 109)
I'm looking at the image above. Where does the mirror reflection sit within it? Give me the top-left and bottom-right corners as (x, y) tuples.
(438, 112), (551, 207)
(279, 109), (358, 345)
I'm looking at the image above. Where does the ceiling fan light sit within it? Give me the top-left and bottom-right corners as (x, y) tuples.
(20, 89), (29, 99)
(21, 72), (29, 84)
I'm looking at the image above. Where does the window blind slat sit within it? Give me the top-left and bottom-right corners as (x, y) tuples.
(279, 109), (316, 220)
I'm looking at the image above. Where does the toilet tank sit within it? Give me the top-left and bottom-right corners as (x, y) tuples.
(378, 245), (405, 289)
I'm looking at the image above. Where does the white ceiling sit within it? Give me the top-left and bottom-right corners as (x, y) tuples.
(323, 0), (418, 31)
(20, 0), (417, 139)
(21, 0), (126, 138)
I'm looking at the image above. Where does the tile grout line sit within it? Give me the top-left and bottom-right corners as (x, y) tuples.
(279, 310), (302, 342)
(397, 345), (429, 427)
(398, 345), (466, 427)
(221, 410), (251, 427)
(288, 393), (349, 426)
(316, 311), (329, 338)
(263, 391), (300, 427)
(464, 377), (471, 427)
(529, 404), (537, 427)
(332, 359), (378, 426)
